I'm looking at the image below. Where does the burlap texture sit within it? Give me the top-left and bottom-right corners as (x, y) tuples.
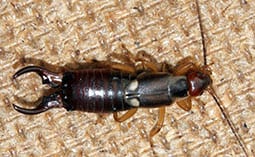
(0, 0), (254, 156)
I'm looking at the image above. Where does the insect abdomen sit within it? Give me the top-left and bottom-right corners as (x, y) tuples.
(61, 69), (133, 113)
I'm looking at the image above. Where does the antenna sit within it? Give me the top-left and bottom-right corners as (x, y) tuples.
(195, 0), (207, 66)
(195, 0), (248, 156)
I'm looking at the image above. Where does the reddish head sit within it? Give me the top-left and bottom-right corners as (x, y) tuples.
(186, 69), (212, 96)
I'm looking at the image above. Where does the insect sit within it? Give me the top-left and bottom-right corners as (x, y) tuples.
(12, 0), (248, 156)
(12, 54), (212, 140)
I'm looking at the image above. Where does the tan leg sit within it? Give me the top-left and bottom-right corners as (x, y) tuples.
(110, 53), (159, 73)
(136, 50), (157, 62)
(161, 62), (171, 72)
(107, 44), (136, 65)
(137, 61), (160, 72)
(149, 107), (165, 145)
(136, 51), (171, 73)
(110, 63), (136, 73)
(110, 44), (161, 73)
(120, 44), (137, 61)
(108, 53), (135, 66)
(113, 108), (138, 122)
(174, 57), (199, 75)
(176, 97), (192, 111)
(107, 45), (138, 73)
(136, 50), (162, 72)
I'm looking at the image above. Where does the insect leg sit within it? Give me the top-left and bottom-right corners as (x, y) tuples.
(149, 107), (165, 145)
(113, 108), (138, 122)
(176, 97), (192, 111)
(107, 44), (136, 66)
(110, 63), (136, 73)
(173, 57), (198, 75)
(110, 44), (161, 72)
(135, 50), (161, 72)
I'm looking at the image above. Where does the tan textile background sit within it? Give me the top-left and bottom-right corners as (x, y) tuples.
(0, 0), (254, 156)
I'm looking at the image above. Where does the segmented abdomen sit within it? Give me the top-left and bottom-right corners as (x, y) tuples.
(61, 69), (132, 113)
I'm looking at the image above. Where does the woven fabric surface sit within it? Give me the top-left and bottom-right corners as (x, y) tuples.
(0, 0), (254, 156)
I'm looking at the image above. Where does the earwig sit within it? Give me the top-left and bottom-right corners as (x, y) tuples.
(12, 57), (212, 141)
(12, 0), (249, 156)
